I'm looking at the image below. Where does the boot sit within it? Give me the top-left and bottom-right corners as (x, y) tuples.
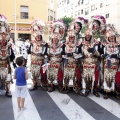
(65, 86), (69, 93)
(84, 90), (89, 97)
(58, 83), (64, 93)
(48, 85), (55, 92)
(104, 93), (109, 99)
(115, 92), (120, 99)
(79, 91), (84, 96)
(30, 85), (37, 91)
(93, 91), (100, 97)
(5, 92), (12, 98)
(116, 95), (120, 99)
(59, 86), (64, 93)
(42, 86), (48, 91)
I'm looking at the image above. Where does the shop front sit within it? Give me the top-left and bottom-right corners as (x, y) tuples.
(10, 23), (31, 41)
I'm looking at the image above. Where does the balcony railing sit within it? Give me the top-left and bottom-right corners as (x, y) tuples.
(16, 15), (34, 20)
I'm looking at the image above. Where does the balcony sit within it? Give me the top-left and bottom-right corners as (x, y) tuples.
(16, 15), (34, 20)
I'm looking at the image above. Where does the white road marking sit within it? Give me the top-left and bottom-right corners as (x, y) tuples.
(48, 91), (95, 120)
(11, 79), (41, 120)
(89, 93), (120, 119)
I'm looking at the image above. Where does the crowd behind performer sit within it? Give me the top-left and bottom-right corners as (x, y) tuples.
(102, 24), (120, 99)
(30, 19), (48, 91)
(25, 39), (31, 54)
(18, 39), (28, 67)
(14, 56), (28, 111)
(0, 14), (12, 97)
(9, 38), (17, 68)
(47, 20), (65, 92)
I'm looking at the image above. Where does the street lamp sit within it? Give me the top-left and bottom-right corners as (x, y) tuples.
(14, 0), (17, 41)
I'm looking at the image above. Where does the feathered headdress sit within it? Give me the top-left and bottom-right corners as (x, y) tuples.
(49, 20), (65, 41)
(31, 19), (45, 41)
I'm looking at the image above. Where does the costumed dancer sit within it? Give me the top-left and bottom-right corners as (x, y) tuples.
(48, 20), (65, 92)
(65, 17), (87, 94)
(30, 19), (48, 91)
(91, 15), (106, 97)
(81, 15), (106, 97)
(102, 24), (120, 99)
(0, 14), (12, 97)
(81, 28), (96, 97)
(63, 17), (85, 93)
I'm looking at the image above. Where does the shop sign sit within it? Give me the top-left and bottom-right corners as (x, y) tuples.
(11, 27), (30, 31)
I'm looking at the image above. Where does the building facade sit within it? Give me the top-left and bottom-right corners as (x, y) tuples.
(57, 0), (120, 33)
(0, 0), (57, 41)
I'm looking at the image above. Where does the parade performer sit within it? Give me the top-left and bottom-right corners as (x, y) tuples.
(63, 17), (86, 93)
(63, 24), (77, 93)
(81, 28), (97, 97)
(102, 24), (120, 99)
(30, 19), (48, 91)
(48, 20), (65, 92)
(0, 14), (12, 97)
(81, 15), (106, 97)
(115, 36), (120, 99)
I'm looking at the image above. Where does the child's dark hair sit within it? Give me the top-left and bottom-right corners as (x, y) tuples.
(16, 56), (24, 66)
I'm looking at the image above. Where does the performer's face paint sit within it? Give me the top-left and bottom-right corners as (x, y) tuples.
(109, 35), (115, 42)
(93, 21), (100, 31)
(85, 30), (91, 41)
(52, 38), (58, 44)
(69, 36), (75, 43)
(74, 22), (81, 33)
(2, 33), (6, 40)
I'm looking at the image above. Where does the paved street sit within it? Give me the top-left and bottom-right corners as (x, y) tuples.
(0, 83), (120, 120)
(0, 55), (120, 120)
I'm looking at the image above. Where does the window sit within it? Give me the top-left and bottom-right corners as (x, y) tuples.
(75, 11), (77, 16)
(78, 0), (80, 6)
(50, 16), (53, 21)
(106, 13), (109, 18)
(96, 3), (98, 10)
(85, 8), (89, 15)
(20, 6), (28, 19)
(71, 4), (73, 9)
(81, 0), (84, 4)
(48, 16), (49, 21)
(100, 3), (103, 8)
(81, 9), (83, 14)
(67, 0), (69, 4)
(71, 13), (73, 17)
(50, 10), (54, 16)
(78, 10), (80, 15)
(91, 5), (95, 11)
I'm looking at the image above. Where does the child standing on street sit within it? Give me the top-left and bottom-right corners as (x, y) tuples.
(14, 56), (28, 111)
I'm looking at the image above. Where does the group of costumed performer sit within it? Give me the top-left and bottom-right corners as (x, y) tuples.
(0, 14), (13, 97)
(47, 20), (65, 92)
(62, 17), (88, 94)
(30, 19), (48, 91)
(29, 16), (120, 99)
(78, 15), (120, 99)
(102, 24), (120, 99)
